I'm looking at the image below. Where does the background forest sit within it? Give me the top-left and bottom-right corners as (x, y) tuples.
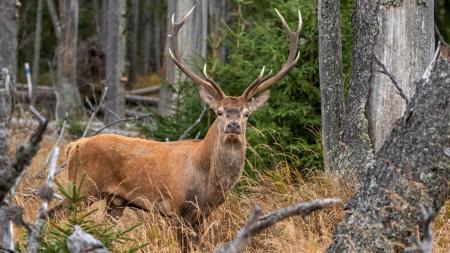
(0, 0), (450, 252)
(12, 0), (450, 171)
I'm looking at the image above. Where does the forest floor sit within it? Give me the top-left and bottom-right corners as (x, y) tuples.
(9, 128), (450, 252)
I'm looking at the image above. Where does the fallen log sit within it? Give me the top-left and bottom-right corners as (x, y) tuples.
(128, 85), (160, 95)
(15, 84), (160, 106)
(125, 94), (159, 106)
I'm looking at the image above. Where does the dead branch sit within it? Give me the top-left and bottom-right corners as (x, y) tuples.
(25, 147), (60, 253)
(92, 114), (153, 136)
(215, 198), (341, 253)
(179, 105), (208, 140)
(374, 55), (409, 104)
(67, 226), (110, 253)
(0, 106), (48, 204)
(82, 87), (108, 138)
(404, 205), (435, 253)
(44, 118), (66, 165)
(125, 94), (159, 106)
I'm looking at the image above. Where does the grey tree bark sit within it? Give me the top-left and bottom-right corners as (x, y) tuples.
(0, 68), (13, 252)
(149, 7), (162, 73)
(100, 0), (108, 51)
(0, 1), (18, 247)
(331, 0), (379, 180)
(31, 0), (44, 105)
(104, 0), (127, 124)
(368, 0), (435, 152)
(47, 0), (83, 120)
(0, 0), (20, 80)
(128, 0), (139, 84)
(140, 0), (151, 76)
(159, 0), (208, 116)
(318, 0), (345, 171)
(327, 47), (450, 253)
(208, 0), (226, 62)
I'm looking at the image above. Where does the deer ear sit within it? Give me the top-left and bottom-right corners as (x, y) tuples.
(199, 86), (220, 110)
(247, 90), (270, 112)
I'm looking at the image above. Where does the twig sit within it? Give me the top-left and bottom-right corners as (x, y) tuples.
(215, 198), (341, 253)
(404, 205), (435, 253)
(82, 87), (108, 138)
(179, 106), (208, 140)
(92, 114), (153, 136)
(374, 55), (409, 104)
(44, 118), (66, 165)
(420, 42), (442, 83)
(25, 147), (60, 253)
(67, 226), (110, 253)
(434, 23), (449, 47)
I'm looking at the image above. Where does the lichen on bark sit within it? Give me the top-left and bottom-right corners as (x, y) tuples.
(327, 54), (450, 253)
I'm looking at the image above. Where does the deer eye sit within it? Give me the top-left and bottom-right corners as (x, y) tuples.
(217, 110), (224, 116)
(244, 112), (250, 118)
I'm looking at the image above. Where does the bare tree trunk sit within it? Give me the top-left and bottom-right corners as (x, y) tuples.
(0, 0), (20, 80)
(151, 9), (162, 73)
(368, 0), (435, 152)
(104, 0), (127, 124)
(208, 0), (226, 62)
(327, 47), (450, 253)
(318, 0), (344, 171)
(0, 68), (13, 253)
(47, 0), (82, 120)
(159, 0), (208, 116)
(92, 0), (101, 37)
(331, 0), (379, 180)
(140, 0), (151, 76)
(128, 0), (139, 84)
(31, 0), (44, 105)
(100, 0), (108, 51)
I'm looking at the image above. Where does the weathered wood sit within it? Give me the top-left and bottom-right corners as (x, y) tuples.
(208, 0), (226, 62)
(128, 0), (139, 84)
(67, 226), (110, 253)
(104, 0), (127, 124)
(31, 0), (44, 105)
(333, 0), (379, 180)
(0, 0), (19, 81)
(125, 94), (159, 106)
(53, 0), (83, 119)
(0, 68), (14, 252)
(159, 0), (208, 116)
(129, 85), (160, 95)
(327, 48), (450, 253)
(14, 84), (159, 107)
(216, 199), (341, 253)
(368, 0), (435, 152)
(318, 0), (345, 171)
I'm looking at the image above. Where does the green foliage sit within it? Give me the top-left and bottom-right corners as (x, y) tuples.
(35, 175), (146, 252)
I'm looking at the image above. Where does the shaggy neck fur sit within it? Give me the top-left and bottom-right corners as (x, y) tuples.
(199, 119), (246, 206)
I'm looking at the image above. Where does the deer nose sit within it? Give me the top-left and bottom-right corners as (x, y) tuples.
(226, 122), (241, 133)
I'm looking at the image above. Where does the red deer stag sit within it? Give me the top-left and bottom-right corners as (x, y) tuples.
(62, 6), (302, 252)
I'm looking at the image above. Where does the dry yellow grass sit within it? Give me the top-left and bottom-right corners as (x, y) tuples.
(9, 128), (450, 253)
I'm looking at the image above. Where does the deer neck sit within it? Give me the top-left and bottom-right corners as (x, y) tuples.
(199, 119), (247, 201)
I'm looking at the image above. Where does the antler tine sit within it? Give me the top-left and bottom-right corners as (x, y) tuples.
(241, 66), (272, 100)
(242, 9), (302, 100)
(202, 64), (225, 96)
(168, 6), (225, 98)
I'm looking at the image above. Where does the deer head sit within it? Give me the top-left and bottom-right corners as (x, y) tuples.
(168, 7), (302, 143)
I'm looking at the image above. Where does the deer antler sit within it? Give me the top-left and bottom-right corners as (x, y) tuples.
(241, 9), (302, 101)
(168, 6), (225, 99)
